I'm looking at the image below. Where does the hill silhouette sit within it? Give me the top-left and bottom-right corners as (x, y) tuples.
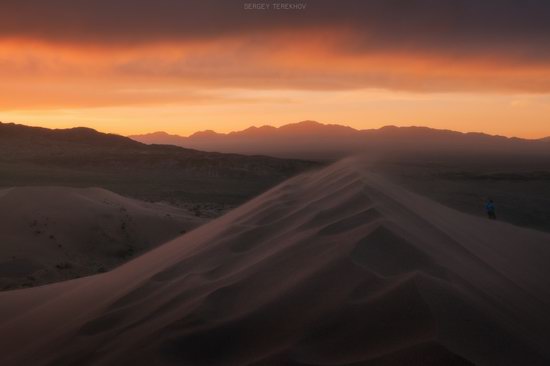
(0, 122), (318, 205)
(130, 121), (550, 160)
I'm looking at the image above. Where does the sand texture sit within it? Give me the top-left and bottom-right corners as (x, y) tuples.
(0, 187), (205, 289)
(1, 158), (549, 365)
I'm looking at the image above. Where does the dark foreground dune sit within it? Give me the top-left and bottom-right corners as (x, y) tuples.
(1, 158), (550, 365)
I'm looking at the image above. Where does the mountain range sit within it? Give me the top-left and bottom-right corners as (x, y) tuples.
(130, 121), (550, 160)
(0, 122), (318, 205)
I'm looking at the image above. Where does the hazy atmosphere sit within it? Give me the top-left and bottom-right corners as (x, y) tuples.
(1, 0), (550, 137)
(1, 2), (550, 366)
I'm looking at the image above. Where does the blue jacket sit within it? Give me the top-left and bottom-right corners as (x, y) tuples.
(485, 201), (495, 213)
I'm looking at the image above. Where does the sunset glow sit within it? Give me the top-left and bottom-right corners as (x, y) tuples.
(1, 1), (550, 137)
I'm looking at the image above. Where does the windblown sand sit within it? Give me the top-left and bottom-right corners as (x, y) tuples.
(0, 158), (549, 365)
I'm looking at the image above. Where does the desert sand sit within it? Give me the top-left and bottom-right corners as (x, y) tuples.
(0, 187), (205, 290)
(0, 158), (549, 365)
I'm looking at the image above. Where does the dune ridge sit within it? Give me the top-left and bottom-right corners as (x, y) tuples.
(0, 158), (549, 365)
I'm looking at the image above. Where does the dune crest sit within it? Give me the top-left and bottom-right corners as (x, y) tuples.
(1, 158), (550, 365)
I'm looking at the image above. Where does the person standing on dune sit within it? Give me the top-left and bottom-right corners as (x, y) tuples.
(485, 199), (497, 220)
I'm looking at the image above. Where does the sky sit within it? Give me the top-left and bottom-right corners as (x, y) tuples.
(1, 0), (550, 138)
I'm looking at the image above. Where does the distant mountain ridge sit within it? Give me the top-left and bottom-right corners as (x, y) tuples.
(1, 122), (140, 148)
(0, 121), (318, 205)
(129, 121), (550, 160)
(0, 121), (309, 167)
(0, 121), (318, 179)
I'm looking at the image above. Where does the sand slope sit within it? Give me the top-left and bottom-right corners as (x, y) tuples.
(0, 187), (205, 289)
(1, 158), (550, 365)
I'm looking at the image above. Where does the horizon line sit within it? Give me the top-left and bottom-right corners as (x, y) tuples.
(2, 119), (549, 141)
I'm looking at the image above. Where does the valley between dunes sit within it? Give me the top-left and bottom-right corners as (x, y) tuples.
(1, 158), (549, 365)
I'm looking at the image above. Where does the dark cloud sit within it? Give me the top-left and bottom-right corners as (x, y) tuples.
(1, 0), (550, 61)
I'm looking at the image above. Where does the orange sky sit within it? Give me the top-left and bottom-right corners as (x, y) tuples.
(1, 1), (550, 138)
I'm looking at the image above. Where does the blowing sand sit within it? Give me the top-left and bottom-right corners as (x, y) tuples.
(0, 158), (549, 365)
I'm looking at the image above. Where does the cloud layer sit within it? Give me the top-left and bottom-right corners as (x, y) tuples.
(2, 0), (550, 58)
(1, 0), (550, 121)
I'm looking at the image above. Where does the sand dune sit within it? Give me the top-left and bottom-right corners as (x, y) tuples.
(1, 158), (550, 365)
(0, 187), (205, 290)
